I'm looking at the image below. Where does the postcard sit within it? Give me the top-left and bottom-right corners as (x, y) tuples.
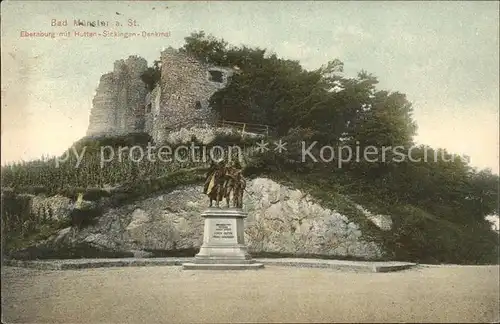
(2, 1), (499, 323)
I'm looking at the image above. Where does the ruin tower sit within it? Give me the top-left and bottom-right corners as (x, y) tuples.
(87, 50), (234, 142)
(87, 56), (148, 136)
(87, 72), (116, 135)
(150, 47), (234, 143)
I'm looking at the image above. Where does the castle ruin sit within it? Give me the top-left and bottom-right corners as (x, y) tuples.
(86, 48), (234, 143)
(87, 56), (149, 136)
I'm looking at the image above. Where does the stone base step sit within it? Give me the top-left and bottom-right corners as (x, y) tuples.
(182, 262), (264, 270)
(3, 258), (417, 272)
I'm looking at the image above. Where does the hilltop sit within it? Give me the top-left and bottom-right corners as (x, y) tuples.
(1, 31), (498, 264)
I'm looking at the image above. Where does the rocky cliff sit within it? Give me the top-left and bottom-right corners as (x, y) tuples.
(24, 178), (392, 260)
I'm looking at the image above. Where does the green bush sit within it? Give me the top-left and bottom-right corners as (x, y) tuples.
(383, 205), (499, 264)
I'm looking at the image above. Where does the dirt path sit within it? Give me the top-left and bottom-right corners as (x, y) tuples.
(2, 265), (499, 323)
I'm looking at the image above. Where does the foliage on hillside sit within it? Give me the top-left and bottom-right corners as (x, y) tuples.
(180, 31), (498, 217)
(180, 31), (499, 263)
(181, 32), (417, 146)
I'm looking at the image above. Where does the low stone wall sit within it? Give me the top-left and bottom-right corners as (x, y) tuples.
(163, 126), (261, 145)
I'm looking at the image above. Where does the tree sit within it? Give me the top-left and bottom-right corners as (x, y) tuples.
(140, 60), (161, 91)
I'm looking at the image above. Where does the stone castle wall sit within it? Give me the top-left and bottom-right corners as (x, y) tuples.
(87, 50), (233, 142)
(87, 73), (116, 136)
(87, 56), (148, 136)
(144, 85), (161, 137)
(152, 48), (234, 143)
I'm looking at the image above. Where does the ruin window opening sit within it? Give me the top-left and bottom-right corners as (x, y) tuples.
(208, 70), (224, 83)
(146, 103), (152, 113)
(195, 101), (202, 110)
(136, 104), (146, 115)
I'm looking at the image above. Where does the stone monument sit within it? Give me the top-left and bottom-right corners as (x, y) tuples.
(183, 161), (264, 270)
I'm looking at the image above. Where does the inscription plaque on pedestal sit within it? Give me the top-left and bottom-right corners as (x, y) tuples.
(182, 208), (264, 270)
(212, 222), (234, 239)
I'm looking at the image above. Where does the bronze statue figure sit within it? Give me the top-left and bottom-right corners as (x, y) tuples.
(203, 159), (227, 208)
(224, 162), (246, 208)
(203, 159), (246, 208)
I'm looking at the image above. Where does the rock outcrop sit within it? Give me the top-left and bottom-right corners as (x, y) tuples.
(31, 195), (72, 221)
(354, 204), (393, 231)
(41, 178), (386, 260)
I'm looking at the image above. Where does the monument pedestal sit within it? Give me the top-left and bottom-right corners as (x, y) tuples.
(183, 208), (264, 270)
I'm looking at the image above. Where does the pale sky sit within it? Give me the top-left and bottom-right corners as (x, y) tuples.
(1, 1), (499, 174)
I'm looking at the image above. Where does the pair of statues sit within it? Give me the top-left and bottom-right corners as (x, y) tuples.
(203, 159), (246, 208)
